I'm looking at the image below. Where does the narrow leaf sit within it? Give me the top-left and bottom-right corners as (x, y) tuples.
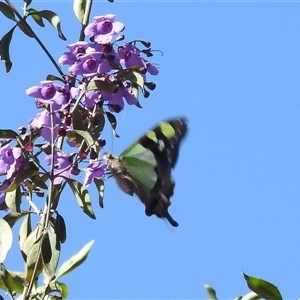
(94, 178), (105, 208)
(73, 0), (86, 24)
(17, 20), (35, 38)
(5, 186), (21, 212)
(0, 2), (15, 20)
(34, 10), (66, 40)
(240, 292), (261, 300)
(27, 8), (45, 27)
(54, 213), (67, 243)
(0, 269), (24, 294)
(0, 27), (15, 72)
(56, 240), (94, 279)
(204, 284), (218, 300)
(65, 178), (95, 219)
(0, 219), (13, 263)
(86, 78), (118, 93)
(3, 210), (30, 228)
(106, 112), (119, 137)
(43, 231), (60, 280)
(19, 213), (32, 261)
(242, 271), (283, 300)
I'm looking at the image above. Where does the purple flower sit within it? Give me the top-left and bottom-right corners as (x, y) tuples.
(84, 14), (125, 44)
(58, 42), (101, 66)
(118, 44), (159, 76)
(107, 84), (137, 113)
(68, 52), (111, 76)
(83, 161), (107, 187)
(45, 151), (73, 185)
(0, 144), (23, 179)
(29, 110), (61, 142)
(26, 81), (74, 111)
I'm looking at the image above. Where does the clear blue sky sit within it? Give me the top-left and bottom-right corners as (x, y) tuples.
(1, 1), (300, 299)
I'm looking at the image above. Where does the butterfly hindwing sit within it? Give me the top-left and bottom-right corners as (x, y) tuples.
(104, 118), (187, 227)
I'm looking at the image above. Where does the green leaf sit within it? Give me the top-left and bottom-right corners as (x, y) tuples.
(94, 178), (105, 208)
(0, 27), (15, 72)
(65, 178), (95, 219)
(0, 219), (13, 263)
(73, 0), (86, 24)
(56, 240), (94, 279)
(43, 231), (61, 280)
(23, 0), (32, 8)
(204, 284), (218, 300)
(240, 292), (261, 300)
(17, 20), (35, 38)
(40, 280), (66, 298)
(5, 186), (21, 212)
(27, 8), (45, 27)
(86, 78), (118, 93)
(54, 212), (67, 243)
(106, 112), (119, 137)
(0, 3), (15, 21)
(242, 271), (283, 300)
(31, 10), (66, 40)
(22, 227), (44, 282)
(0, 129), (18, 139)
(3, 210), (30, 228)
(19, 213), (32, 261)
(0, 264), (14, 295)
(121, 69), (144, 90)
(0, 269), (24, 294)
(67, 129), (98, 152)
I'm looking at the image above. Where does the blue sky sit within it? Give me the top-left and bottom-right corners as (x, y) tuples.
(1, 1), (300, 299)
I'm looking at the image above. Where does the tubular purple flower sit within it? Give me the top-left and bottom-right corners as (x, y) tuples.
(0, 144), (23, 179)
(107, 85), (137, 113)
(26, 81), (72, 111)
(59, 42), (102, 66)
(29, 110), (61, 142)
(83, 161), (107, 187)
(84, 14), (125, 44)
(45, 151), (73, 185)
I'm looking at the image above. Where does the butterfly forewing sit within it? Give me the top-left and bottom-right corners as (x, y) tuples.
(105, 118), (188, 227)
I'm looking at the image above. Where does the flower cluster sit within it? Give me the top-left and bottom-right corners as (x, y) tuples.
(0, 14), (158, 210)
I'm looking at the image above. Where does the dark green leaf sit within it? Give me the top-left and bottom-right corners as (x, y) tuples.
(32, 10), (66, 40)
(242, 271), (283, 300)
(4, 210), (30, 228)
(0, 27), (15, 72)
(86, 78), (118, 93)
(5, 186), (21, 212)
(0, 2), (15, 20)
(23, 0), (32, 8)
(204, 284), (218, 300)
(56, 240), (94, 279)
(0, 269), (24, 294)
(43, 231), (60, 279)
(67, 129), (97, 152)
(120, 69), (144, 90)
(240, 292), (261, 300)
(19, 213), (32, 261)
(22, 227), (43, 282)
(55, 213), (67, 243)
(17, 20), (35, 37)
(106, 112), (119, 137)
(94, 178), (105, 208)
(0, 219), (13, 263)
(73, 0), (86, 24)
(0, 265), (14, 295)
(27, 8), (45, 27)
(46, 74), (65, 83)
(65, 178), (95, 219)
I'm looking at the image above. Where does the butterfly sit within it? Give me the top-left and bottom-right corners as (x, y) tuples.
(103, 118), (188, 227)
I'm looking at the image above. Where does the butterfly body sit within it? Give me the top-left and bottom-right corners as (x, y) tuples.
(104, 118), (187, 227)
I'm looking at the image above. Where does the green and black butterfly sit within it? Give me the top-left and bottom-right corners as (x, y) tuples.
(103, 118), (188, 227)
